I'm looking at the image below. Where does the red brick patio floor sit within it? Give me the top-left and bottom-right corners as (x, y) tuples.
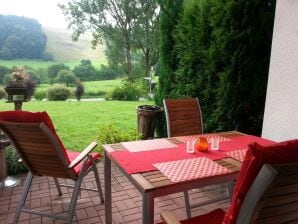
(0, 161), (230, 224)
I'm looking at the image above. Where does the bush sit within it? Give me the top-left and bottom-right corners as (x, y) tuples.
(54, 70), (77, 87)
(84, 90), (107, 98)
(75, 81), (84, 101)
(108, 82), (144, 101)
(98, 123), (141, 147)
(5, 146), (28, 175)
(0, 87), (7, 99)
(47, 85), (71, 101)
(34, 89), (47, 100)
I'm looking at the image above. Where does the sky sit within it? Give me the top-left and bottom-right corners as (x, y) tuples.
(0, 0), (70, 29)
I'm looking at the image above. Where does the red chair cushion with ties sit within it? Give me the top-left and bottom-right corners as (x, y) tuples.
(0, 110), (70, 163)
(223, 139), (298, 224)
(66, 150), (102, 174)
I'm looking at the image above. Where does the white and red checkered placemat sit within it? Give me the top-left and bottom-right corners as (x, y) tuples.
(224, 149), (247, 162)
(153, 157), (233, 183)
(121, 139), (178, 152)
(177, 134), (231, 143)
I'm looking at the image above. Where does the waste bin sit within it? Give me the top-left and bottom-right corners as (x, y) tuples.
(136, 105), (163, 139)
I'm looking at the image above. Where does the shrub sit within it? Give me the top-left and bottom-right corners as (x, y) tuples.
(98, 123), (141, 147)
(54, 70), (77, 87)
(84, 90), (107, 98)
(75, 81), (84, 101)
(108, 82), (144, 101)
(0, 65), (11, 85)
(5, 146), (28, 175)
(47, 85), (71, 101)
(0, 87), (7, 99)
(34, 89), (47, 100)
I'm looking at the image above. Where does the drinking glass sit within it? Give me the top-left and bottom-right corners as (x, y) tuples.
(211, 137), (219, 150)
(186, 139), (195, 153)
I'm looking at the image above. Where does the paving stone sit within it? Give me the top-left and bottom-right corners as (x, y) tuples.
(0, 162), (229, 223)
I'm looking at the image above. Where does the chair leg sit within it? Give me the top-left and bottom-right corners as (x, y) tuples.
(13, 172), (33, 224)
(53, 177), (62, 196)
(92, 161), (104, 203)
(66, 177), (84, 224)
(184, 191), (192, 219)
(227, 181), (234, 201)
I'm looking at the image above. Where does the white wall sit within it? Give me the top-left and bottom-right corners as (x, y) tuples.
(262, 0), (298, 141)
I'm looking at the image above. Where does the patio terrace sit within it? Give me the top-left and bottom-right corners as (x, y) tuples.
(0, 161), (229, 224)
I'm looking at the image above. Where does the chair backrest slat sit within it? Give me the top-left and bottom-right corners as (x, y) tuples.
(239, 163), (298, 224)
(254, 163), (298, 224)
(0, 121), (74, 179)
(163, 98), (203, 137)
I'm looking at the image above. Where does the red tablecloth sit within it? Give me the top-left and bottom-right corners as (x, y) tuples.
(219, 135), (276, 151)
(110, 144), (226, 174)
(109, 135), (276, 174)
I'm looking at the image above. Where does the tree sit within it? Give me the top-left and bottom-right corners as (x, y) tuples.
(59, 0), (140, 79)
(59, 0), (159, 81)
(154, 0), (184, 136)
(173, 0), (218, 131)
(1, 46), (13, 60)
(212, 0), (276, 135)
(55, 70), (77, 87)
(104, 29), (126, 72)
(72, 60), (97, 81)
(47, 63), (70, 85)
(157, 0), (276, 136)
(0, 15), (47, 59)
(41, 52), (54, 61)
(132, 0), (160, 78)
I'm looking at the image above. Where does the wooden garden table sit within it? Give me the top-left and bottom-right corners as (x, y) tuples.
(103, 131), (250, 224)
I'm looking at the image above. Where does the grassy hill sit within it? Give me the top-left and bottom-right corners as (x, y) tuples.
(44, 27), (106, 62)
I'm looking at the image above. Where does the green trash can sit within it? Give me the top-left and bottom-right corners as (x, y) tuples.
(136, 105), (163, 139)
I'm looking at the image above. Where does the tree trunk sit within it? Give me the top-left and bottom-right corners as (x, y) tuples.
(145, 49), (151, 78)
(125, 31), (132, 80)
(126, 43), (132, 79)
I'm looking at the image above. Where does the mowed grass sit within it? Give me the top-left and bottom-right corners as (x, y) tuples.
(83, 79), (122, 93)
(0, 100), (154, 151)
(0, 59), (107, 70)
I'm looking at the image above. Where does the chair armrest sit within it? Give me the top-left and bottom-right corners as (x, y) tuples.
(68, 141), (98, 169)
(160, 211), (181, 224)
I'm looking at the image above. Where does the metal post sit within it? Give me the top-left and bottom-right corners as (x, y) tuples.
(104, 151), (112, 224)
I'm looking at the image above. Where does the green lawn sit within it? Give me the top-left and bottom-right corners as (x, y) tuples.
(0, 100), (154, 151)
(0, 59), (107, 70)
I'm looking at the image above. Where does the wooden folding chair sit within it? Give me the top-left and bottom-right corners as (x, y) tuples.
(163, 98), (233, 218)
(0, 111), (104, 224)
(163, 98), (203, 137)
(161, 140), (298, 224)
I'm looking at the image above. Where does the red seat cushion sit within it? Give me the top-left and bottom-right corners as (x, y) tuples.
(181, 208), (225, 224)
(223, 139), (298, 224)
(66, 150), (102, 174)
(0, 111), (70, 160)
(0, 110), (63, 144)
(0, 110), (102, 176)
